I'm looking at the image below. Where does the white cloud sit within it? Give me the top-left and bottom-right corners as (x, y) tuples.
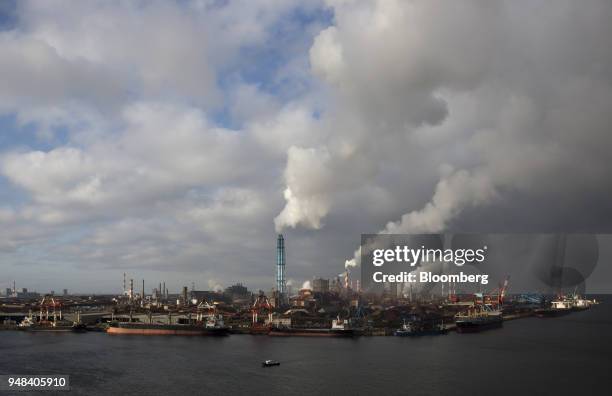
(2, 0), (612, 292)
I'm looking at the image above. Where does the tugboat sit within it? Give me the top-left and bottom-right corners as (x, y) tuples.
(455, 305), (503, 333)
(394, 316), (448, 336)
(262, 360), (280, 367)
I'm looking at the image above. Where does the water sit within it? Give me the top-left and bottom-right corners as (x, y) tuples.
(2, 299), (611, 396)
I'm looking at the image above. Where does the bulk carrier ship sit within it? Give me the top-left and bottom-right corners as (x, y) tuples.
(107, 314), (229, 336)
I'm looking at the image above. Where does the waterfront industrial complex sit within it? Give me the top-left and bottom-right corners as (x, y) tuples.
(0, 234), (599, 337)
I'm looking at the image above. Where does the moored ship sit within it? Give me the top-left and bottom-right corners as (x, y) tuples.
(535, 294), (597, 317)
(18, 306), (86, 333)
(268, 317), (357, 337)
(455, 305), (503, 333)
(107, 314), (229, 336)
(18, 317), (85, 332)
(534, 298), (573, 317)
(394, 316), (448, 337)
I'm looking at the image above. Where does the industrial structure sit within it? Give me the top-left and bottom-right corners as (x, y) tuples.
(276, 234), (287, 306)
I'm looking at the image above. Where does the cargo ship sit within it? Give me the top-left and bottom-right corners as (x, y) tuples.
(18, 317), (85, 333)
(394, 316), (448, 336)
(268, 317), (357, 337)
(535, 294), (597, 317)
(455, 305), (503, 333)
(107, 314), (229, 336)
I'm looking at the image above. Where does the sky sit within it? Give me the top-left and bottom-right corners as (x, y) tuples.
(1, 0), (612, 294)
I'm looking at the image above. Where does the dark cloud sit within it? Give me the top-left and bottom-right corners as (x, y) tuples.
(1, 0), (612, 293)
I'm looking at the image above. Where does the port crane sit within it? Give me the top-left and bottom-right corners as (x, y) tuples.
(251, 292), (273, 325)
(38, 296), (63, 323)
(196, 301), (217, 322)
(478, 276), (510, 308)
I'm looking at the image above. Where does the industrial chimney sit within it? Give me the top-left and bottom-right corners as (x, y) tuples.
(276, 234), (287, 305)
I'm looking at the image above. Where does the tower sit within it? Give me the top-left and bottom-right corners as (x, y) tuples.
(276, 234), (286, 305)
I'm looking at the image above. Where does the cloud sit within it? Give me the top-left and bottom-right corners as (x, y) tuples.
(2, 0), (612, 293)
(1, 103), (255, 225)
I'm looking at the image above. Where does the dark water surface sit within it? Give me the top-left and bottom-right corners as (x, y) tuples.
(2, 299), (611, 396)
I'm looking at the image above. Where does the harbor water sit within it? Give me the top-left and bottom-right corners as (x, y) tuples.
(1, 297), (611, 396)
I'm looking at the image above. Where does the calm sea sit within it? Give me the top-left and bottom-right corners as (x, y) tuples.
(2, 296), (611, 396)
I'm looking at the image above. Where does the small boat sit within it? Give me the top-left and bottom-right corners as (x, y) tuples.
(262, 360), (280, 367)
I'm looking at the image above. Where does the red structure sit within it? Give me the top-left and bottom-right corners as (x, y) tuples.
(251, 292), (272, 334)
(38, 296), (63, 322)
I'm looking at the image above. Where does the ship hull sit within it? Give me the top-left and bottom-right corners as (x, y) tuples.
(268, 328), (355, 337)
(19, 324), (85, 332)
(107, 323), (229, 336)
(249, 326), (271, 335)
(23, 327), (76, 332)
(394, 328), (449, 337)
(534, 308), (572, 318)
(456, 318), (503, 333)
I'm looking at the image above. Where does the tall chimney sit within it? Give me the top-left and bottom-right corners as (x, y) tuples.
(276, 234), (286, 305)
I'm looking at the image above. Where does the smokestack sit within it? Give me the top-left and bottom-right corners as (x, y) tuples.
(159, 282), (162, 299)
(142, 279), (145, 300)
(163, 282), (165, 298)
(123, 273), (126, 295)
(276, 234), (286, 305)
(129, 279), (134, 301)
(182, 286), (188, 306)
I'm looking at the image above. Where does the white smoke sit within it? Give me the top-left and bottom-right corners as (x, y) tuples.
(274, 146), (334, 232)
(384, 169), (496, 234)
(207, 280), (223, 292)
(345, 168), (497, 268)
(272, 0), (612, 283)
(344, 257), (357, 270)
(301, 280), (312, 290)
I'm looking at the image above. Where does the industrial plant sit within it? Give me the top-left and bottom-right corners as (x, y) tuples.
(0, 234), (599, 336)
